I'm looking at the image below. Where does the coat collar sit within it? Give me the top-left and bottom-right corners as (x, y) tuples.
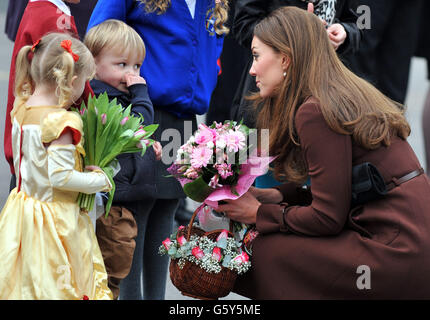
(90, 79), (125, 98)
(29, 0), (71, 16)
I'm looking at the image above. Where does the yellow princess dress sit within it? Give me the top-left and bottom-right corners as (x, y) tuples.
(0, 102), (113, 300)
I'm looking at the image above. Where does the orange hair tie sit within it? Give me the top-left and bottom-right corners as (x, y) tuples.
(60, 39), (80, 62)
(31, 38), (41, 52)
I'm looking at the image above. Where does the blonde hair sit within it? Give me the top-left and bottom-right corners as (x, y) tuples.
(15, 33), (95, 108)
(137, 0), (230, 35)
(84, 19), (146, 61)
(252, 7), (410, 183)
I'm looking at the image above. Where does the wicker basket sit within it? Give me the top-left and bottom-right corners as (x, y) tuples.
(169, 206), (237, 300)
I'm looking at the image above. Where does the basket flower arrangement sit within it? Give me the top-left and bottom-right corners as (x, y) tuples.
(159, 226), (250, 275)
(163, 120), (273, 299)
(73, 92), (158, 216)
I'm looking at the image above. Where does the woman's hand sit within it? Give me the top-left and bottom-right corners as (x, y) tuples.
(327, 23), (347, 50)
(249, 186), (283, 204)
(215, 191), (262, 225)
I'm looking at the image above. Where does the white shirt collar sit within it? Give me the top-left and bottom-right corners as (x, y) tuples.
(29, 0), (71, 16)
(184, 0), (196, 19)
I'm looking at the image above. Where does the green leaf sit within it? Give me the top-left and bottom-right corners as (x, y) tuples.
(168, 246), (177, 256)
(222, 254), (232, 267)
(217, 238), (227, 249)
(183, 176), (215, 202)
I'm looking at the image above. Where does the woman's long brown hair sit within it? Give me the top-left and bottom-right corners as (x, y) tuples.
(252, 7), (410, 184)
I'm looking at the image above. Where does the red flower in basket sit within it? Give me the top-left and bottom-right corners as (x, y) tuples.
(192, 247), (204, 260)
(232, 251), (249, 265)
(178, 235), (187, 246)
(216, 229), (229, 242)
(212, 247), (222, 262)
(162, 238), (173, 250)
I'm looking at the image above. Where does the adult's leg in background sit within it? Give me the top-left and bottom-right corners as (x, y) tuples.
(142, 198), (180, 300)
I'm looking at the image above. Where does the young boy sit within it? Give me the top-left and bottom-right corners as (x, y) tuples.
(5, 0), (92, 190)
(84, 19), (161, 299)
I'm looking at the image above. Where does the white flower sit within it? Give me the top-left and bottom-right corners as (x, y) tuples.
(215, 136), (226, 149)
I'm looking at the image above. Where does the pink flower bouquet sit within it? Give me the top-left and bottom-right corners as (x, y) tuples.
(167, 120), (274, 231)
(168, 120), (273, 200)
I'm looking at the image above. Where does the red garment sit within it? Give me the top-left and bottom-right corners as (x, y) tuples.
(5, 1), (93, 175)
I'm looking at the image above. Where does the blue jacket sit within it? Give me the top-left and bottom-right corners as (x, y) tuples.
(91, 79), (157, 204)
(87, 0), (224, 118)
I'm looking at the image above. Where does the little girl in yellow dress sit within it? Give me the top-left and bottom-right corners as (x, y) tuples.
(0, 33), (112, 299)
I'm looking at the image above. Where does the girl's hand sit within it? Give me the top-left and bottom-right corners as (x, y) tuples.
(215, 191), (261, 225)
(327, 23), (347, 50)
(249, 186), (283, 204)
(152, 141), (162, 161)
(124, 73), (146, 86)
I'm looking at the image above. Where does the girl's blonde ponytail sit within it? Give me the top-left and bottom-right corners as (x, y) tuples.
(13, 33), (95, 109)
(137, 0), (170, 14)
(213, 0), (229, 35)
(53, 51), (75, 108)
(14, 45), (34, 102)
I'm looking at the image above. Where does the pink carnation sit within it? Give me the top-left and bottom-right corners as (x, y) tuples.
(191, 146), (213, 168)
(184, 167), (200, 180)
(215, 163), (233, 179)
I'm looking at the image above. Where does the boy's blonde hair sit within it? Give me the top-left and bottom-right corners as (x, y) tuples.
(84, 19), (146, 61)
(15, 32), (95, 108)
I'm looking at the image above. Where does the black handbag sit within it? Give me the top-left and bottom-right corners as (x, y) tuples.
(351, 162), (387, 207)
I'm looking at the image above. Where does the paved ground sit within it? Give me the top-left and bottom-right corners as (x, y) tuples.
(0, 3), (428, 300)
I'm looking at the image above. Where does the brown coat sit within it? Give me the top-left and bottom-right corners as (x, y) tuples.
(234, 101), (430, 299)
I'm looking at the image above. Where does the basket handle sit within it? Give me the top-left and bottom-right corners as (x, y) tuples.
(186, 204), (234, 241)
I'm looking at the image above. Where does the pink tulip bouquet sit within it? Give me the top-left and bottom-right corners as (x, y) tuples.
(159, 227), (251, 274)
(74, 93), (158, 215)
